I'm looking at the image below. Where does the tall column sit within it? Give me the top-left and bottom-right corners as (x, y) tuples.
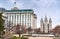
(14, 13), (16, 25)
(12, 14), (13, 26)
(25, 14), (26, 27)
(20, 13), (21, 25)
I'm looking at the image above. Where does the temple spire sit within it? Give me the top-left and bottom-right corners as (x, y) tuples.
(49, 18), (52, 23)
(40, 18), (43, 22)
(44, 13), (48, 22)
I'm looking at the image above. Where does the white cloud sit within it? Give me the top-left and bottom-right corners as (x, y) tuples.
(0, 3), (4, 8)
(16, 2), (23, 9)
(9, 0), (16, 4)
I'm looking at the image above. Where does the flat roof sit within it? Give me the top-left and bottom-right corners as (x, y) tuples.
(4, 9), (33, 12)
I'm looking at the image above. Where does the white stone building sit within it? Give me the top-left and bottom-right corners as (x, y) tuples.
(3, 7), (37, 29)
(40, 16), (52, 33)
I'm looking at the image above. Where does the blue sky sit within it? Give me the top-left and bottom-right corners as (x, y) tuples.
(0, 0), (60, 28)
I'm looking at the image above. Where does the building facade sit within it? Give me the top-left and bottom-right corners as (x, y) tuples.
(3, 7), (37, 29)
(40, 16), (52, 33)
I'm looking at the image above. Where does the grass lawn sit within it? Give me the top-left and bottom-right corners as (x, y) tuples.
(11, 36), (21, 39)
(11, 36), (28, 39)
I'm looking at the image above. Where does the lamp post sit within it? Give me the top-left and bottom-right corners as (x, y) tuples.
(19, 28), (22, 37)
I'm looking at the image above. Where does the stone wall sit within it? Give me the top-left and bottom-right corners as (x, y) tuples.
(29, 36), (60, 39)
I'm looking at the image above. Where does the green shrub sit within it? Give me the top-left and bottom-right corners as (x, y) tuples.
(11, 36), (20, 39)
(21, 37), (28, 39)
(11, 36), (28, 39)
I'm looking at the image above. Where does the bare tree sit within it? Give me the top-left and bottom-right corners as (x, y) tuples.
(16, 24), (21, 37)
(7, 21), (12, 31)
(21, 26), (27, 33)
(27, 27), (32, 34)
(52, 25), (60, 36)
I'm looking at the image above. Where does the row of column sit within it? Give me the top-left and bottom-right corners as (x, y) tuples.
(7, 13), (31, 28)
